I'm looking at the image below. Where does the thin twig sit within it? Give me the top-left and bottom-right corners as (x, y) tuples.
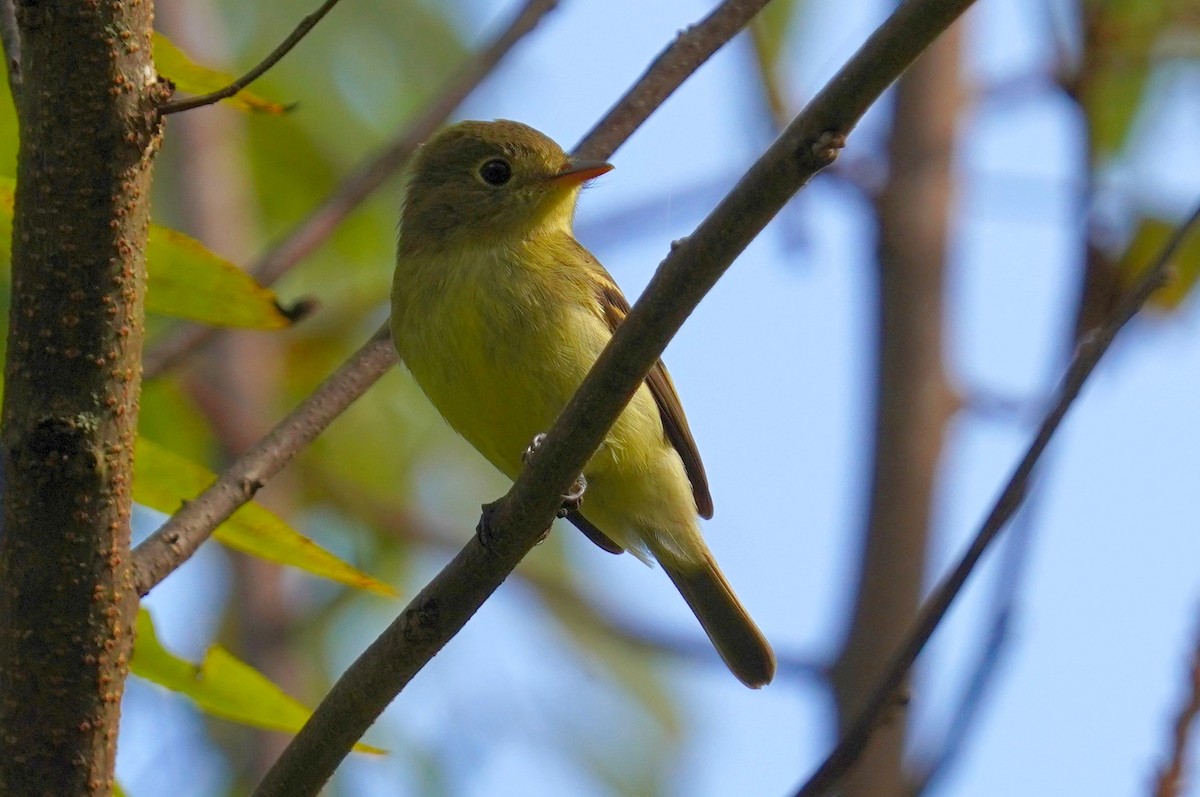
(1152, 614), (1200, 797)
(794, 199), (1200, 797)
(159, 0), (346, 115)
(572, 0), (774, 162)
(142, 0), (561, 379)
(907, 493), (1038, 796)
(250, 0), (974, 794)
(132, 326), (397, 595)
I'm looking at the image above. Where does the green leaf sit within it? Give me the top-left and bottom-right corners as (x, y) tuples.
(1083, 65), (1150, 156)
(0, 178), (291, 329)
(153, 32), (290, 114)
(134, 437), (396, 597)
(131, 609), (384, 754)
(138, 378), (213, 465)
(1116, 216), (1200, 310)
(145, 223), (292, 329)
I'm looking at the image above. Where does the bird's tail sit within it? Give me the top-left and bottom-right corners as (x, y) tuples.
(660, 550), (776, 688)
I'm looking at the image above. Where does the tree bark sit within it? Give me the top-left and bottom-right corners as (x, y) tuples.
(829, 21), (962, 797)
(0, 2), (163, 794)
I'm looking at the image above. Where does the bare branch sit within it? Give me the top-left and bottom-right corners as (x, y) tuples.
(1152, 614), (1200, 797)
(159, 0), (347, 115)
(572, 0), (774, 161)
(794, 199), (1200, 797)
(907, 496), (1039, 795)
(132, 326), (397, 595)
(249, 0), (975, 793)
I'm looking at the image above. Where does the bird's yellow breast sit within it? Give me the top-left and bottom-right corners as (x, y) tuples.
(393, 236), (623, 478)
(393, 231), (705, 565)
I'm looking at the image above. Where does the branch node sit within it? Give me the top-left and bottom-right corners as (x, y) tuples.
(807, 130), (847, 169)
(278, 296), (319, 323)
(475, 500), (503, 554)
(402, 600), (440, 644)
(239, 476), (265, 499)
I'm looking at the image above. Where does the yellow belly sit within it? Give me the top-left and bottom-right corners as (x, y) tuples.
(391, 244), (702, 563)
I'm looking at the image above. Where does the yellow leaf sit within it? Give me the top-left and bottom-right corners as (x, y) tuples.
(132, 609), (384, 754)
(0, 178), (291, 329)
(146, 224), (292, 329)
(153, 32), (290, 114)
(135, 437), (396, 597)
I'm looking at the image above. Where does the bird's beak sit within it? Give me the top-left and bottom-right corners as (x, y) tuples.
(549, 159), (613, 187)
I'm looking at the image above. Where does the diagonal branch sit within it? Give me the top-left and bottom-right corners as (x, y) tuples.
(250, 1), (976, 794)
(159, 0), (346, 115)
(571, 0), (774, 162)
(143, 0), (563, 378)
(133, 326), (396, 595)
(794, 198), (1200, 797)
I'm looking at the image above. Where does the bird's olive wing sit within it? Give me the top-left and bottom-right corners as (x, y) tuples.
(589, 261), (714, 519)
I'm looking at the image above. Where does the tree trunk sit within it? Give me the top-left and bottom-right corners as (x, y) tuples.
(0, 3), (163, 794)
(830, 21), (962, 797)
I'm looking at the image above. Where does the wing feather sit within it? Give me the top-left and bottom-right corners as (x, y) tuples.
(578, 245), (714, 518)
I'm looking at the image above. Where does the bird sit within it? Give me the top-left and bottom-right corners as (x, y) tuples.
(390, 119), (775, 688)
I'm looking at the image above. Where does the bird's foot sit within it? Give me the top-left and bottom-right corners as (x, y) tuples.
(557, 473), (587, 518)
(521, 432), (547, 464)
(522, 432), (588, 518)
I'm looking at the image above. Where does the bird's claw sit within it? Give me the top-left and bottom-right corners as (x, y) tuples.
(522, 432), (548, 464)
(523, 432), (588, 517)
(557, 473), (587, 518)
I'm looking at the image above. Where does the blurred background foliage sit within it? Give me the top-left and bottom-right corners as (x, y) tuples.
(0, 0), (1195, 794)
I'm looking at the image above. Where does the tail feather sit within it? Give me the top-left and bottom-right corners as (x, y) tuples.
(660, 552), (776, 688)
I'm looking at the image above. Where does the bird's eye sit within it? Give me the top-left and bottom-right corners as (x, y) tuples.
(478, 158), (512, 186)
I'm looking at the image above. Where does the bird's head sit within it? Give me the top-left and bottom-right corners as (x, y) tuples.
(398, 120), (612, 255)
